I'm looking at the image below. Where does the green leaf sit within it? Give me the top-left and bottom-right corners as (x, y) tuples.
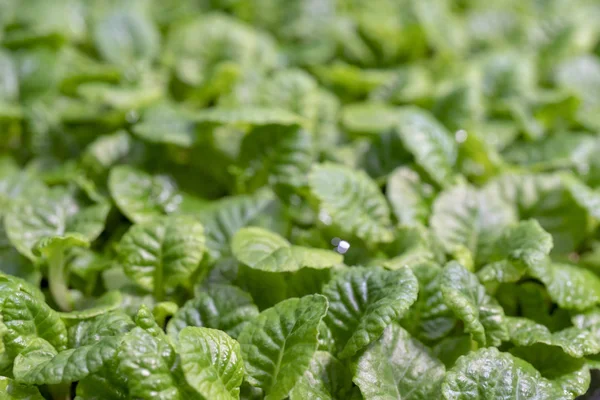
(341, 102), (401, 135)
(289, 351), (352, 400)
(511, 344), (590, 398)
(239, 294), (328, 400)
(68, 311), (135, 348)
(117, 327), (182, 400)
(430, 183), (516, 266)
(477, 220), (553, 284)
(178, 327), (244, 400)
(167, 284), (259, 341)
(354, 323), (445, 400)
(82, 131), (133, 175)
(93, 9), (160, 65)
(193, 107), (302, 127)
(13, 336), (122, 385)
(108, 165), (182, 224)
(0, 285), (68, 359)
(197, 189), (276, 261)
(231, 227), (342, 272)
(132, 104), (197, 147)
(236, 125), (313, 192)
(322, 266), (419, 358)
(442, 348), (564, 399)
(529, 262), (600, 311)
(401, 262), (456, 342)
(309, 163), (394, 244)
(0, 376), (44, 399)
(386, 167), (432, 226)
(506, 317), (600, 358)
(5, 187), (109, 261)
(59, 291), (123, 321)
(394, 107), (457, 187)
(118, 216), (205, 299)
(482, 173), (588, 253)
(440, 262), (508, 347)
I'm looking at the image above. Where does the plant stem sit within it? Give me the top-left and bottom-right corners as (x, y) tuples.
(49, 383), (71, 400)
(48, 248), (73, 312)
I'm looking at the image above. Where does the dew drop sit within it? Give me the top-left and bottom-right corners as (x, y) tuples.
(455, 129), (468, 143)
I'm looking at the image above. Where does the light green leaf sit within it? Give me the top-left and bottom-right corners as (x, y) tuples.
(440, 262), (508, 347)
(13, 336), (122, 385)
(322, 266), (419, 358)
(430, 183), (516, 266)
(117, 327), (182, 400)
(239, 294), (328, 400)
(386, 167), (432, 226)
(132, 104), (197, 147)
(341, 102), (400, 134)
(0, 286), (67, 359)
(59, 291), (123, 321)
(82, 131), (133, 175)
(193, 107), (302, 127)
(482, 173), (588, 253)
(354, 323), (445, 400)
(289, 351), (352, 400)
(0, 376), (44, 399)
(167, 284), (259, 341)
(118, 216), (205, 299)
(442, 348), (564, 400)
(401, 262), (456, 342)
(231, 227), (342, 272)
(5, 187), (109, 261)
(178, 327), (244, 400)
(309, 163), (393, 244)
(511, 344), (590, 398)
(529, 262), (600, 311)
(108, 165), (182, 224)
(197, 189), (276, 261)
(477, 220), (553, 284)
(506, 317), (600, 358)
(236, 125), (313, 192)
(94, 9), (159, 65)
(394, 107), (457, 187)
(68, 311), (135, 348)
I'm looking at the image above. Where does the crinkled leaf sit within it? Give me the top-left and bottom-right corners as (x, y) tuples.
(529, 262), (600, 311)
(440, 262), (508, 347)
(109, 165), (182, 224)
(167, 284), (259, 342)
(289, 351), (352, 400)
(309, 163), (393, 244)
(354, 323), (445, 400)
(0, 376), (44, 399)
(118, 216), (205, 299)
(442, 348), (565, 400)
(231, 227), (342, 272)
(197, 189), (276, 261)
(5, 187), (109, 260)
(506, 317), (600, 358)
(394, 107), (457, 187)
(430, 183), (516, 267)
(386, 167), (432, 226)
(178, 327), (244, 400)
(322, 266), (419, 358)
(239, 294), (328, 400)
(13, 336), (121, 385)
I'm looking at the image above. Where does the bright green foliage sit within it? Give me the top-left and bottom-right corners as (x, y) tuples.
(239, 295), (328, 400)
(354, 323), (445, 399)
(178, 327), (244, 400)
(322, 267), (418, 358)
(3, 0), (600, 399)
